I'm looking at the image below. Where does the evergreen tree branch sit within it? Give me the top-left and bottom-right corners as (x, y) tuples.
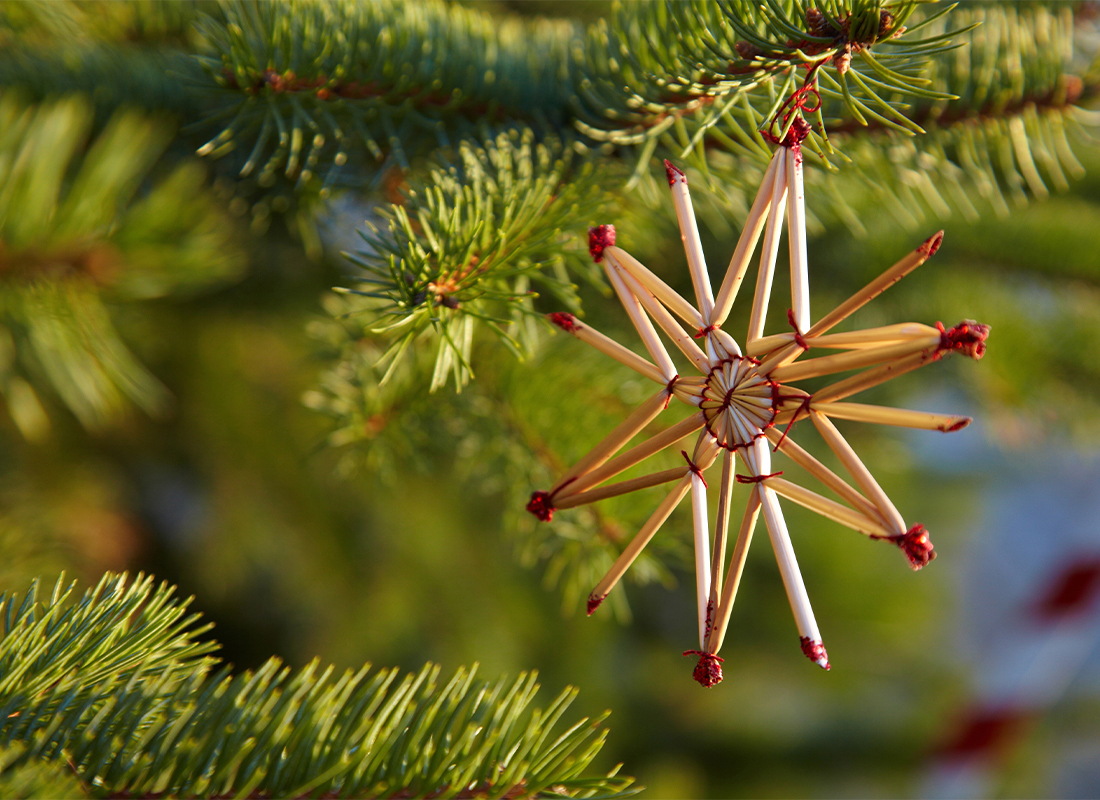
(0, 93), (246, 436)
(0, 573), (637, 799)
(196, 0), (580, 191)
(576, 1), (1096, 210)
(334, 128), (611, 392)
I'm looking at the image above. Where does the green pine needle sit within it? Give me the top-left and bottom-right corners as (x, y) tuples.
(0, 573), (637, 799)
(0, 93), (245, 435)
(338, 127), (610, 392)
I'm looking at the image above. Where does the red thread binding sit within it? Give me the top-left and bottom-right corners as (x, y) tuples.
(664, 159), (686, 186)
(762, 63), (821, 155)
(800, 636), (831, 670)
(936, 320), (990, 360)
(526, 491), (555, 522)
(735, 471), (783, 484)
(787, 308), (810, 351)
(586, 593), (606, 616)
(773, 394), (812, 451)
(918, 230), (944, 257)
(683, 650), (724, 687)
(548, 312), (578, 332)
(896, 524), (936, 570)
(681, 450), (708, 488)
(588, 225), (616, 263)
(664, 375), (679, 409)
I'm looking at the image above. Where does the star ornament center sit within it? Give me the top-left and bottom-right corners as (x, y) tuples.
(528, 136), (989, 686)
(699, 355), (777, 451)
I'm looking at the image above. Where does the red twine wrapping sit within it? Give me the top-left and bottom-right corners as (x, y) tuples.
(736, 471), (783, 484)
(548, 312), (578, 332)
(681, 451), (708, 488)
(773, 394), (812, 451)
(762, 64), (822, 153)
(683, 650), (724, 687)
(896, 523), (936, 570)
(937, 320), (990, 360)
(664, 375), (679, 409)
(588, 225), (616, 263)
(586, 593), (606, 616)
(787, 308), (810, 351)
(526, 491), (555, 522)
(800, 636), (831, 670)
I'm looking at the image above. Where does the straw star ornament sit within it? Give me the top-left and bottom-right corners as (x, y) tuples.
(527, 121), (989, 687)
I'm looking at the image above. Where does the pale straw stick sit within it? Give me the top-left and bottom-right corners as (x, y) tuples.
(706, 327), (743, 363)
(665, 161), (715, 320)
(588, 475), (692, 613)
(751, 323), (938, 358)
(559, 317), (667, 385)
(814, 401), (972, 432)
(604, 258), (677, 381)
(805, 323), (941, 350)
(766, 477), (894, 538)
(754, 340), (803, 376)
(614, 264), (712, 374)
(764, 426), (888, 527)
(690, 458), (712, 649)
(708, 449), (736, 610)
(771, 386), (811, 426)
(758, 478), (829, 669)
(786, 146), (811, 334)
(712, 151), (782, 326)
(550, 389), (670, 495)
(746, 153), (789, 344)
(742, 437), (828, 669)
(745, 332), (796, 359)
(555, 412), (706, 499)
(810, 348), (940, 406)
(607, 246), (705, 330)
(554, 466), (686, 509)
(810, 411), (906, 534)
(768, 335), (941, 383)
(726, 405), (762, 452)
(670, 381), (706, 406)
(706, 461), (760, 654)
(805, 231), (944, 338)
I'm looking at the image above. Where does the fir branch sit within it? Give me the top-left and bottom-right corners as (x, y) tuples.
(0, 743), (86, 799)
(0, 573), (637, 799)
(336, 128), (610, 392)
(582, 2), (1095, 234)
(196, 0), (581, 190)
(806, 3), (1094, 228)
(0, 0), (216, 49)
(574, 0), (1095, 216)
(0, 45), (206, 123)
(0, 93), (245, 435)
(573, 0), (970, 151)
(0, 573), (216, 702)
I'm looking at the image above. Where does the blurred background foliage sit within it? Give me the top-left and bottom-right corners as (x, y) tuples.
(0, 0), (1099, 797)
